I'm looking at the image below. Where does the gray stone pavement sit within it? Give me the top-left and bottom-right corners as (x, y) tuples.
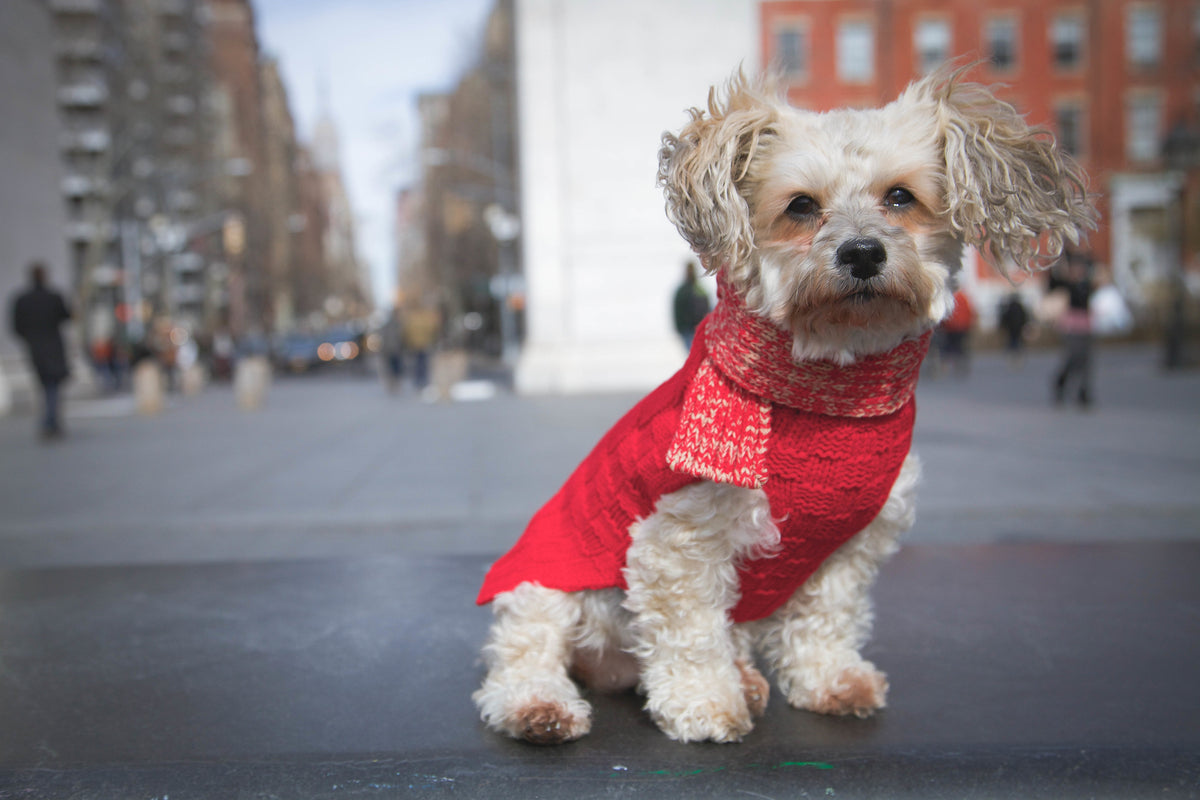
(1, 344), (1198, 569)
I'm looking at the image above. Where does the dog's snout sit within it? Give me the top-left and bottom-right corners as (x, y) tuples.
(836, 237), (886, 280)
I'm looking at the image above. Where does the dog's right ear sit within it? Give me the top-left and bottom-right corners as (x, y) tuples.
(658, 72), (780, 282)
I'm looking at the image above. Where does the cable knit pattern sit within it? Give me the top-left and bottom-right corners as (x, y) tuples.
(666, 359), (772, 488)
(477, 292), (929, 623)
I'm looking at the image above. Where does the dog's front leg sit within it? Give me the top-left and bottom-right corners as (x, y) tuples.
(473, 583), (592, 744)
(623, 482), (778, 743)
(758, 454), (920, 718)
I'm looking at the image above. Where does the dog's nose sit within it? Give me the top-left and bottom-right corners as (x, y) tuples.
(836, 237), (886, 280)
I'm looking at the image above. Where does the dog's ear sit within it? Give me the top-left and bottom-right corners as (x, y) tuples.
(904, 65), (1096, 275)
(658, 71), (780, 282)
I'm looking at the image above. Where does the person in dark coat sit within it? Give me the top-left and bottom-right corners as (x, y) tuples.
(10, 262), (72, 438)
(998, 292), (1031, 368)
(672, 260), (712, 351)
(1048, 251), (1095, 408)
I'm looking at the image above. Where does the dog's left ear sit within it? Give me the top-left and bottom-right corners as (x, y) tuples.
(903, 66), (1096, 274)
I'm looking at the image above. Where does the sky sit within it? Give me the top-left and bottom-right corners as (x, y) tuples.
(255, 0), (494, 310)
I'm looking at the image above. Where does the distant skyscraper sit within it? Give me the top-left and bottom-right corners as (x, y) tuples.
(309, 84), (370, 316)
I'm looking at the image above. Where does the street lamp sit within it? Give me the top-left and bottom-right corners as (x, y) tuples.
(114, 158), (252, 344)
(485, 203), (522, 366)
(421, 147), (522, 366)
(1161, 122), (1199, 370)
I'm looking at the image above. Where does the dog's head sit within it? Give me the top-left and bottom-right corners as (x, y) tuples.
(658, 67), (1095, 363)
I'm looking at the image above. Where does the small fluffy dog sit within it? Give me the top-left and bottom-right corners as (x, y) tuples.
(474, 67), (1093, 744)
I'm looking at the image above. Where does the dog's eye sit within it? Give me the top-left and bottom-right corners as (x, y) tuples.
(786, 195), (819, 219)
(884, 187), (915, 208)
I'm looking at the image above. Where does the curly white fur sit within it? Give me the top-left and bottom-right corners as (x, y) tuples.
(474, 67), (1094, 745)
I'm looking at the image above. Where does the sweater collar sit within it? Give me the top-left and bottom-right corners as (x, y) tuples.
(666, 283), (931, 489)
(702, 283), (931, 418)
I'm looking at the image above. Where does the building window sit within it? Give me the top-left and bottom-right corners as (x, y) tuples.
(1126, 92), (1163, 162)
(1126, 4), (1162, 68)
(1193, 3), (1200, 66)
(773, 20), (810, 80)
(986, 16), (1019, 72)
(914, 17), (952, 74)
(837, 19), (875, 83)
(1051, 13), (1085, 70)
(1054, 101), (1086, 156)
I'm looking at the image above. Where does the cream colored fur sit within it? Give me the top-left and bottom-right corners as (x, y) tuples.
(475, 66), (1094, 744)
(132, 360), (165, 416)
(233, 355), (270, 411)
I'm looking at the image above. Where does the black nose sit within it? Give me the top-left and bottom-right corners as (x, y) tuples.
(836, 237), (887, 280)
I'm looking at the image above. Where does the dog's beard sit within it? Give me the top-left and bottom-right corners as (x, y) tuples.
(751, 238), (952, 363)
(787, 259), (936, 331)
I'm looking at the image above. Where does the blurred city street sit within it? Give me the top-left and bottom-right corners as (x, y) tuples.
(5, 0), (1200, 793)
(2, 344), (1198, 571)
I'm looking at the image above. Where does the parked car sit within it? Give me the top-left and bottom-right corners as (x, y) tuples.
(273, 332), (323, 373)
(317, 323), (365, 365)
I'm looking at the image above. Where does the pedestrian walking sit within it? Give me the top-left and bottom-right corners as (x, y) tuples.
(998, 292), (1031, 368)
(935, 288), (974, 377)
(672, 260), (711, 351)
(380, 306), (406, 394)
(1048, 250), (1095, 408)
(9, 262), (73, 439)
(404, 304), (441, 392)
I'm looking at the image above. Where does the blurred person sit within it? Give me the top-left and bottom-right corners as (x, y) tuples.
(998, 292), (1031, 368)
(1048, 250), (1095, 408)
(380, 306), (406, 393)
(672, 259), (711, 351)
(404, 304), (441, 392)
(176, 334), (204, 396)
(129, 338), (165, 416)
(210, 328), (235, 381)
(1090, 282), (1133, 339)
(935, 287), (974, 377)
(234, 326), (271, 411)
(147, 318), (178, 393)
(9, 262), (73, 439)
(89, 334), (119, 392)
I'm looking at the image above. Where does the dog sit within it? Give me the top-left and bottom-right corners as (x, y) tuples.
(474, 66), (1094, 745)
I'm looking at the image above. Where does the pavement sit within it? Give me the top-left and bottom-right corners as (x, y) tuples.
(0, 343), (1197, 569)
(1, 344), (1198, 798)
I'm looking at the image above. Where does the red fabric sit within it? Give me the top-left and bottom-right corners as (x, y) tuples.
(942, 290), (975, 333)
(477, 315), (924, 623)
(704, 288), (930, 418)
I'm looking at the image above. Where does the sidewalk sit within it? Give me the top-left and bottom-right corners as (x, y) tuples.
(0, 344), (1197, 569)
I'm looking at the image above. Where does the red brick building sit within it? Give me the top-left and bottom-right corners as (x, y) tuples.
(761, 0), (1200, 323)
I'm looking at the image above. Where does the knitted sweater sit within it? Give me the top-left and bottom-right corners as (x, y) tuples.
(477, 294), (930, 623)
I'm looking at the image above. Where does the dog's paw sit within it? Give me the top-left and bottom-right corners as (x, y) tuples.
(513, 700), (592, 745)
(787, 660), (889, 718)
(474, 681), (593, 745)
(652, 698), (754, 743)
(737, 660), (770, 718)
(647, 682), (755, 744)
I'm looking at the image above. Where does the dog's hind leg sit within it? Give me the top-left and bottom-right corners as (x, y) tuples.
(570, 589), (641, 694)
(473, 582), (592, 744)
(757, 454), (919, 718)
(732, 624), (770, 718)
(623, 482), (779, 743)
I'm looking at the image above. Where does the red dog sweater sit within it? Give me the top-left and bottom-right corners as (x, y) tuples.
(477, 287), (930, 622)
